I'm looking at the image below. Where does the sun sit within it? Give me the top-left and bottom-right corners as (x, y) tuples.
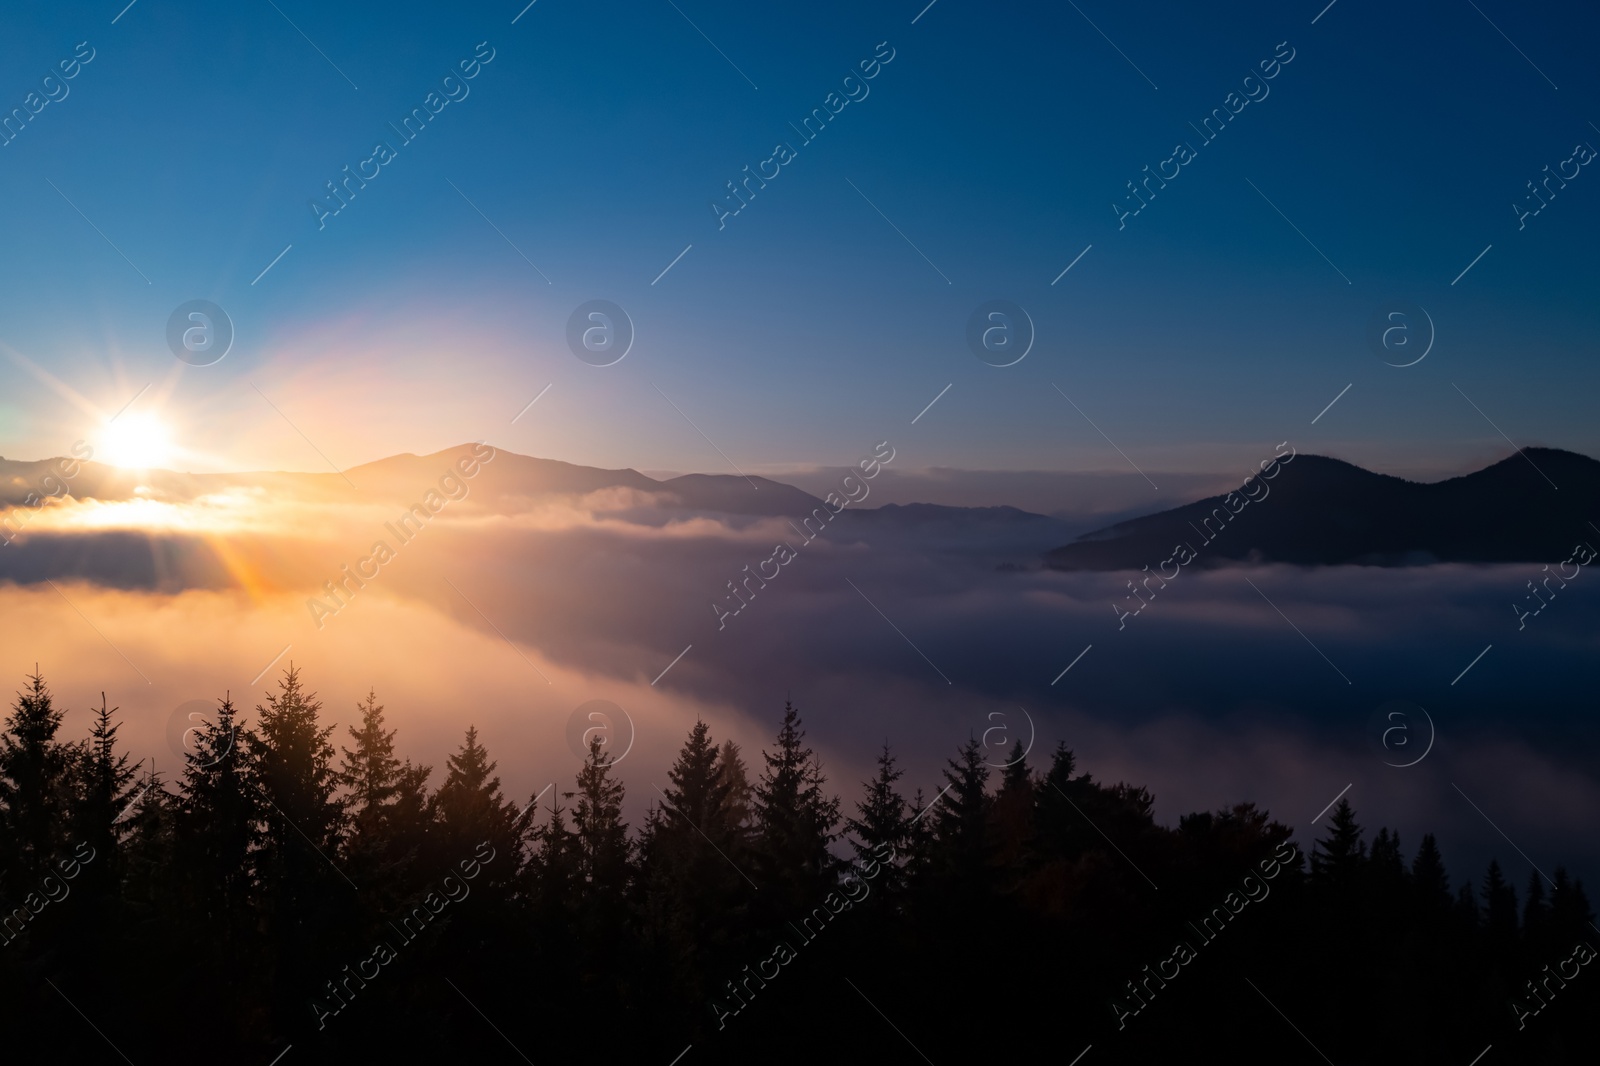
(102, 412), (175, 469)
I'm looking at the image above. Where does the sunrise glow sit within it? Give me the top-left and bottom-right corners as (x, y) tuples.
(100, 413), (175, 470)
(0, 3), (1595, 1059)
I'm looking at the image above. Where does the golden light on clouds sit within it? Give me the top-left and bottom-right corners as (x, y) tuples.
(0, 581), (736, 819)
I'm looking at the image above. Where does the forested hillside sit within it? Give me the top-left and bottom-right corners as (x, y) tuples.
(0, 669), (1592, 1064)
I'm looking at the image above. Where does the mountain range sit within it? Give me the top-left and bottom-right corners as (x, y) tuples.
(3, 445), (1595, 573)
(1044, 447), (1600, 570)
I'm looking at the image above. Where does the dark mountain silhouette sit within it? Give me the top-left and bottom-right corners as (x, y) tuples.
(0, 445), (1067, 589)
(651, 472), (825, 517)
(1046, 448), (1600, 570)
(0, 446), (825, 519)
(349, 447), (661, 499)
(850, 502), (1051, 524)
(10, 445), (1598, 582)
(838, 502), (1076, 560)
(2, 445), (1076, 547)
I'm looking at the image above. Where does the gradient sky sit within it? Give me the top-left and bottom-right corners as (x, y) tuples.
(0, 0), (1597, 483)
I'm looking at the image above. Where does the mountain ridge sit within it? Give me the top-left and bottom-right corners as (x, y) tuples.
(1045, 446), (1599, 569)
(5, 445), (1597, 569)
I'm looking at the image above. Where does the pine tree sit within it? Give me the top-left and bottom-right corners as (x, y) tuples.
(338, 689), (431, 895)
(49, 694), (143, 1004)
(1549, 867), (1595, 943)
(845, 742), (911, 900)
(1410, 833), (1450, 911)
(752, 702), (841, 902)
(1178, 801), (1292, 876)
(659, 719), (728, 831)
(571, 734), (632, 902)
(847, 742), (908, 860)
(120, 762), (179, 946)
(989, 740), (1036, 876)
(902, 786), (938, 892)
(1482, 859), (1519, 945)
(527, 792), (580, 928)
(998, 741), (1032, 795)
(1037, 741), (1082, 859)
(69, 693), (140, 928)
(0, 670), (77, 891)
(523, 788), (578, 1033)
(340, 690), (403, 832)
(248, 668), (345, 895)
(1042, 741), (1077, 788)
(73, 693), (140, 854)
(1103, 781), (1155, 822)
(639, 720), (747, 1004)
(432, 724), (525, 900)
(1310, 798), (1365, 886)
(1369, 827), (1404, 889)
(245, 667), (351, 1018)
(391, 759), (433, 854)
(933, 736), (990, 855)
(176, 694), (258, 938)
(931, 736), (991, 898)
(714, 739), (754, 838)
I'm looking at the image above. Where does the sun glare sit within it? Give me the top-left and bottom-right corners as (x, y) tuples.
(102, 412), (175, 469)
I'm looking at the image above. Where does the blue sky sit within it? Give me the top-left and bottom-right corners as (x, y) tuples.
(0, 0), (1597, 481)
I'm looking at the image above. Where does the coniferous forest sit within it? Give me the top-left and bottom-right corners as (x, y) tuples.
(0, 668), (1593, 1065)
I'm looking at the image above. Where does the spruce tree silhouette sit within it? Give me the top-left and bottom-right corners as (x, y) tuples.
(1311, 797), (1365, 885)
(1412, 833), (1451, 912)
(171, 692), (258, 1048)
(245, 667), (351, 1030)
(900, 784), (938, 899)
(990, 740), (1037, 880)
(528, 788), (579, 916)
(639, 719), (747, 1027)
(714, 739), (754, 841)
(1482, 858), (1521, 967)
(1369, 826), (1405, 892)
(523, 787), (582, 1024)
(432, 724), (524, 899)
(175, 695), (257, 936)
(1548, 867), (1595, 944)
(931, 735), (991, 901)
(0, 666), (1596, 1066)
(565, 735), (637, 1019)
(1036, 741), (1082, 859)
(119, 760), (178, 947)
(59, 693), (139, 994)
(845, 742), (911, 904)
(571, 734), (632, 913)
(0, 671), (75, 893)
(339, 689), (431, 904)
(72, 693), (139, 870)
(752, 702), (841, 914)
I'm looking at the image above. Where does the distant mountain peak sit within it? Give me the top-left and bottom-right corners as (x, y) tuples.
(1045, 448), (1600, 569)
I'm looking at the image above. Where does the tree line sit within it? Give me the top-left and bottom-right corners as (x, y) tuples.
(0, 667), (1593, 1065)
